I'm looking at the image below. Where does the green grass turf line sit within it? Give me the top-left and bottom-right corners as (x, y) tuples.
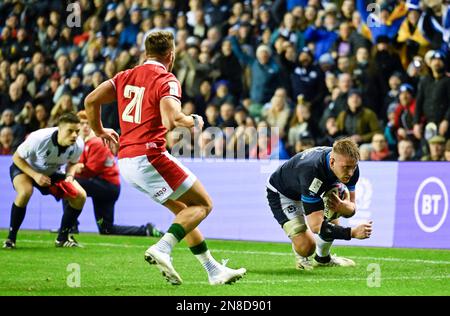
(0, 230), (449, 296)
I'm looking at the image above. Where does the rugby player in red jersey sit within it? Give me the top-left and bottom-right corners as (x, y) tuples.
(84, 31), (246, 285)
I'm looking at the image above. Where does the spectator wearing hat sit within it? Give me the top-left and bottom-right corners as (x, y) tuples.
(397, 1), (430, 69)
(212, 39), (244, 100)
(290, 47), (326, 119)
(336, 89), (381, 144)
(373, 35), (404, 103)
(102, 31), (120, 60)
(118, 7), (142, 49)
(413, 51), (450, 141)
(393, 83), (421, 141)
(421, 135), (446, 161)
(444, 139), (450, 161)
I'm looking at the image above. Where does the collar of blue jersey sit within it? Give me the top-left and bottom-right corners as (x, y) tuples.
(51, 130), (69, 156)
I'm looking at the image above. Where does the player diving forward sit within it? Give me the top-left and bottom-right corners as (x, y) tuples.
(84, 31), (246, 285)
(266, 138), (373, 269)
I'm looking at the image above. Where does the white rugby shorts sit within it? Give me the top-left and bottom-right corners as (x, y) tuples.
(118, 151), (197, 204)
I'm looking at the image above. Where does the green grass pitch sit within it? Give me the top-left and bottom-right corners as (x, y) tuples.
(1, 230), (449, 296)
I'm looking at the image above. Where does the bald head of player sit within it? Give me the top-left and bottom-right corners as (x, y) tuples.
(145, 31), (175, 72)
(57, 112), (81, 147)
(329, 138), (360, 184)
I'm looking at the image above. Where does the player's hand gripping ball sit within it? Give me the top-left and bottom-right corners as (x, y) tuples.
(323, 182), (350, 220)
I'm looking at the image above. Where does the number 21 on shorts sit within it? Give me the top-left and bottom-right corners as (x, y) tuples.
(122, 84), (145, 124)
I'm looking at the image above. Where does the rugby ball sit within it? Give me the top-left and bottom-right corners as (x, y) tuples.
(322, 182), (350, 220)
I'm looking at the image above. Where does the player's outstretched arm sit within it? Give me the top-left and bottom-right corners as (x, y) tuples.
(160, 97), (204, 131)
(84, 81), (119, 145)
(12, 152), (51, 187)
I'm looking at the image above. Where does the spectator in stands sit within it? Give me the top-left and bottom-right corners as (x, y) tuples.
(229, 35), (281, 105)
(1, 81), (32, 115)
(359, 143), (372, 161)
(318, 116), (344, 147)
(262, 88), (291, 139)
(211, 80), (236, 108)
(0, 109), (25, 149)
(397, 2), (430, 69)
(218, 102), (238, 129)
(393, 83), (417, 140)
(336, 89), (381, 144)
(445, 139), (450, 162)
(0, 127), (14, 155)
(34, 104), (49, 129)
(49, 94), (76, 127)
(212, 39), (244, 100)
(421, 135), (446, 161)
(370, 133), (395, 161)
(397, 139), (417, 161)
(204, 104), (219, 129)
(290, 47), (326, 119)
(413, 51), (450, 141)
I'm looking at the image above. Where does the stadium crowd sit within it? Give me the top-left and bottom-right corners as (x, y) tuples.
(0, 0), (450, 161)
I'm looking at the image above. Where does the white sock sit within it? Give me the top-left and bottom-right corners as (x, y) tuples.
(194, 250), (222, 276)
(314, 234), (333, 258)
(154, 233), (178, 254)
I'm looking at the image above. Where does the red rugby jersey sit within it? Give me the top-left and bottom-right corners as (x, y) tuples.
(77, 137), (120, 186)
(109, 60), (182, 158)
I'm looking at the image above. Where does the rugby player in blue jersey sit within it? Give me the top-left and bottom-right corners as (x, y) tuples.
(266, 138), (372, 269)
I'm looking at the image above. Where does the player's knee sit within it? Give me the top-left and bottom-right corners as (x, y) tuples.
(283, 218), (307, 239)
(16, 188), (33, 204)
(309, 221), (322, 234)
(198, 200), (213, 218)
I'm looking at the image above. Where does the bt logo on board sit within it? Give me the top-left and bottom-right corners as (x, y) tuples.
(414, 177), (448, 233)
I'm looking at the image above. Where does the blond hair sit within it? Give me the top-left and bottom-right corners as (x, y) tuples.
(332, 137), (360, 161)
(144, 31), (174, 58)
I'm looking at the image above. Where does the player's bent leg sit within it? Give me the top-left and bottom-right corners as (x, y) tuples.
(162, 199), (246, 285)
(13, 174), (34, 207)
(173, 180), (213, 233)
(55, 180), (86, 248)
(4, 174), (34, 249)
(283, 218), (315, 270)
(307, 212), (355, 267)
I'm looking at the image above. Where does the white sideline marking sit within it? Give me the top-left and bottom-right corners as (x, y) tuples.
(17, 239), (450, 265)
(184, 275), (450, 285)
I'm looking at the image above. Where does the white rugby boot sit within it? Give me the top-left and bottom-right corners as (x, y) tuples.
(144, 245), (183, 285)
(313, 254), (355, 267)
(208, 260), (246, 285)
(292, 245), (314, 271)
